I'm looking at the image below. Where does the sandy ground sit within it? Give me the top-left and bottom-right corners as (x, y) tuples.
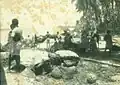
(1, 48), (120, 85)
(3, 61), (120, 85)
(1, 36), (120, 85)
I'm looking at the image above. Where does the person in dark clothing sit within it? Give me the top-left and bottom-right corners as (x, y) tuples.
(104, 30), (112, 54)
(64, 32), (72, 49)
(55, 32), (62, 50)
(93, 31), (100, 48)
(34, 34), (37, 47)
(56, 32), (62, 43)
(90, 36), (98, 52)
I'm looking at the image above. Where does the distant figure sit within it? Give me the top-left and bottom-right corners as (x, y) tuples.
(90, 36), (98, 52)
(27, 35), (31, 41)
(104, 30), (112, 54)
(74, 20), (80, 32)
(27, 35), (30, 38)
(26, 35), (31, 47)
(55, 32), (62, 50)
(64, 32), (72, 49)
(8, 19), (23, 72)
(34, 34), (37, 47)
(56, 32), (61, 43)
(46, 31), (50, 50)
(80, 31), (89, 52)
(93, 31), (100, 48)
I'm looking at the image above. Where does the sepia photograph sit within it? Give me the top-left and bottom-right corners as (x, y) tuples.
(0, 0), (120, 85)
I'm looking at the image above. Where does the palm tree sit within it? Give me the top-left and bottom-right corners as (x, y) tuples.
(73, 0), (120, 33)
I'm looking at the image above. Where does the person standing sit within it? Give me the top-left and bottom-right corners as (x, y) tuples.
(93, 31), (100, 48)
(104, 30), (112, 54)
(90, 36), (98, 53)
(64, 31), (72, 50)
(8, 19), (23, 72)
(55, 32), (62, 50)
(56, 32), (61, 43)
(74, 20), (80, 32)
(26, 35), (31, 47)
(46, 31), (50, 50)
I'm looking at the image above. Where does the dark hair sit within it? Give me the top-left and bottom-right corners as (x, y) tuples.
(10, 24), (14, 30)
(12, 18), (19, 26)
(76, 20), (79, 24)
(107, 30), (111, 34)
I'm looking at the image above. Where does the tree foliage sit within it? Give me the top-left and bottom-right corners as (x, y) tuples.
(73, 0), (120, 34)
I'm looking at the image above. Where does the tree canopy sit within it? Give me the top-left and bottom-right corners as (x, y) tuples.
(73, 0), (120, 34)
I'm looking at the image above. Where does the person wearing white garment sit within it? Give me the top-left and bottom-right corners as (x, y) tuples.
(8, 19), (23, 72)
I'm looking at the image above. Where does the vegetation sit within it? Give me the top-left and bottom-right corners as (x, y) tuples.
(73, 0), (120, 34)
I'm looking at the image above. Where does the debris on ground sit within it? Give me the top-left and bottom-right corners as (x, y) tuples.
(1, 49), (120, 85)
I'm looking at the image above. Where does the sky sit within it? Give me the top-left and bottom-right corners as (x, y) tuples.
(0, 0), (83, 44)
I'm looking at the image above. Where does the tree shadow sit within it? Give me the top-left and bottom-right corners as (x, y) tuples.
(78, 51), (120, 61)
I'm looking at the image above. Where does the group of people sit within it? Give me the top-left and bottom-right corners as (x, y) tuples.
(80, 30), (112, 54)
(74, 20), (113, 54)
(7, 18), (63, 72)
(45, 31), (62, 51)
(6, 18), (113, 72)
(91, 30), (112, 54)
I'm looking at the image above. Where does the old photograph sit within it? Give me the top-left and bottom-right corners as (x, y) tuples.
(0, 0), (120, 85)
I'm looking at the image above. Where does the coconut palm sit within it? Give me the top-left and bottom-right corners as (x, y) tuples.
(73, 0), (120, 33)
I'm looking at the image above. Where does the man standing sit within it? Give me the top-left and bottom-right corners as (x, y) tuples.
(8, 19), (23, 72)
(46, 31), (50, 50)
(93, 31), (100, 48)
(104, 30), (112, 54)
(75, 20), (80, 32)
(56, 32), (62, 43)
(64, 31), (72, 50)
(56, 32), (62, 50)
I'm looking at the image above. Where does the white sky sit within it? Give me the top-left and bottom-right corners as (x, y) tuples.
(0, 0), (83, 44)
